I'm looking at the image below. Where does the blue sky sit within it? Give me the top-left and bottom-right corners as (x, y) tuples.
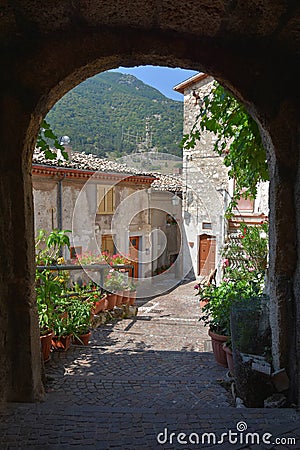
(113, 66), (198, 101)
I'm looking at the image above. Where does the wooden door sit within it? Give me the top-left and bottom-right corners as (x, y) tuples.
(198, 234), (216, 276)
(129, 236), (140, 278)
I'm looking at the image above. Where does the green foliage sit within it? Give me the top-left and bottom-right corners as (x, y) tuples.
(198, 280), (263, 336)
(222, 222), (268, 285)
(127, 279), (137, 292)
(197, 222), (268, 336)
(46, 72), (183, 158)
(104, 269), (126, 293)
(182, 82), (269, 213)
(35, 229), (71, 332)
(35, 229), (71, 265)
(36, 120), (68, 160)
(53, 296), (93, 338)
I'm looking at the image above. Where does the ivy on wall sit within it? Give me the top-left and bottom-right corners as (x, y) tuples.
(182, 82), (269, 214)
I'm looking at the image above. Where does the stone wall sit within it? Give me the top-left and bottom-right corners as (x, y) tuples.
(181, 76), (229, 280)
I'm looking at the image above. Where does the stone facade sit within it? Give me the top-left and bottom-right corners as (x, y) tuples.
(175, 74), (269, 281)
(32, 151), (182, 281)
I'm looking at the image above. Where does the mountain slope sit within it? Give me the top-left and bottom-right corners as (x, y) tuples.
(46, 71), (183, 158)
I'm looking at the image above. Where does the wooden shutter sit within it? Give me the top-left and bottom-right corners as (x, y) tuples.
(97, 185), (115, 214)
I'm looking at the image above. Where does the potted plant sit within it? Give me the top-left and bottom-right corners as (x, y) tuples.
(194, 282), (210, 308)
(198, 221), (268, 369)
(35, 229), (71, 360)
(127, 279), (137, 306)
(37, 294), (55, 362)
(103, 269), (125, 309)
(76, 251), (107, 266)
(68, 296), (94, 346)
(51, 311), (74, 351)
(199, 279), (262, 367)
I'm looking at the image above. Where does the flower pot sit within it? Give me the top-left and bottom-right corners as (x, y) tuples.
(92, 296), (108, 314)
(40, 330), (53, 362)
(122, 289), (130, 305)
(199, 298), (209, 309)
(116, 291), (123, 306)
(208, 329), (228, 368)
(129, 291), (137, 306)
(73, 331), (92, 346)
(106, 293), (117, 310)
(223, 343), (235, 376)
(52, 334), (72, 351)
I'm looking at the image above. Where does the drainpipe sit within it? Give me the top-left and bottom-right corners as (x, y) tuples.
(57, 174), (65, 231)
(57, 173), (66, 256)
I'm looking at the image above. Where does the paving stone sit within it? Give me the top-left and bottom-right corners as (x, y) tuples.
(0, 282), (299, 448)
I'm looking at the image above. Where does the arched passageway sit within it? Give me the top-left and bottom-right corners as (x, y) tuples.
(0, 1), (299, 403)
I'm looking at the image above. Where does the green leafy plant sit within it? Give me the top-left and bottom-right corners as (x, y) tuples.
(199, 279), (262, 336)
(35, 228), (71, 265)
(36, 270), (62, 333)
(108, 253), (130, 266)
(182, 82), (269, 214)
(127, 279), (137, 292)
(104, 269), (126, 293)
(221, 221), (268, 287)
(37, 119), (68, 160)
(75, 251), (107, 265)
(198, 222), (268, 338)
(35, 229), (71, 333)
(67, 296), (93, 338)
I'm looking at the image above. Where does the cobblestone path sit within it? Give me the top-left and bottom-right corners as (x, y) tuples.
(0, 282), (299, 449)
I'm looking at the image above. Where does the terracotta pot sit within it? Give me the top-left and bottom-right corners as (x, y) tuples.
(223, 343), (235, 376)
(52, 334), (72, 351)
(73, 331), (92, 346)
(199, 298), (209, 309)
(40, 330), (53, 362)
(92, 296), (108, 314)
(129, 291), (137, 306)
(122, 289), (130, 305)
(208, 328), (228, 368)
(116, 291), (123, 306)
(106, 293), (117, 310)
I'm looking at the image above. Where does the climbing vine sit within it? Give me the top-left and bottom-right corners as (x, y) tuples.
(182, 82), (269, 214)
(36, 119), (68, 160)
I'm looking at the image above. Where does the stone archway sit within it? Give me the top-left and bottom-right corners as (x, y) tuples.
(0, 1), (299, 403)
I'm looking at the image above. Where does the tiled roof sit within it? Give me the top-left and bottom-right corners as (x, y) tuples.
(151, 173), (183, 193)
(32, 149), (182, 192)
(32, 149), (139, 175)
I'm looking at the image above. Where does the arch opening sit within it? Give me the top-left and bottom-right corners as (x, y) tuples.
(0, 11), (298, 405)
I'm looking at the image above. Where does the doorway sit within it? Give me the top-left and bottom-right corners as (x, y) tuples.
(129, 236), (140, 278)
(198, 234), (216, 277)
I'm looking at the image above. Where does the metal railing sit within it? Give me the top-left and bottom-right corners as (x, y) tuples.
(36, 264), (134, 287)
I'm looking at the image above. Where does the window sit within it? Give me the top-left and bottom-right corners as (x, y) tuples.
(236, 193), (254, 212)
(97, 185), (115, 214)
(202, 222), (212, 230)
(233, 183), (254, 212)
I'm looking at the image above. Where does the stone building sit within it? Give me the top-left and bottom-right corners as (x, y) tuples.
(0, 1), (299, 405)
(32, 149), (182, 282)
(174, 74), (269, 281)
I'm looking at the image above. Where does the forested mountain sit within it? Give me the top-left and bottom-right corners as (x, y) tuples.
(46, 71), (183, 158)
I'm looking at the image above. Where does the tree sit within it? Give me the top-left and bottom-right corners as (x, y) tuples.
(182, 82), (269, 213)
